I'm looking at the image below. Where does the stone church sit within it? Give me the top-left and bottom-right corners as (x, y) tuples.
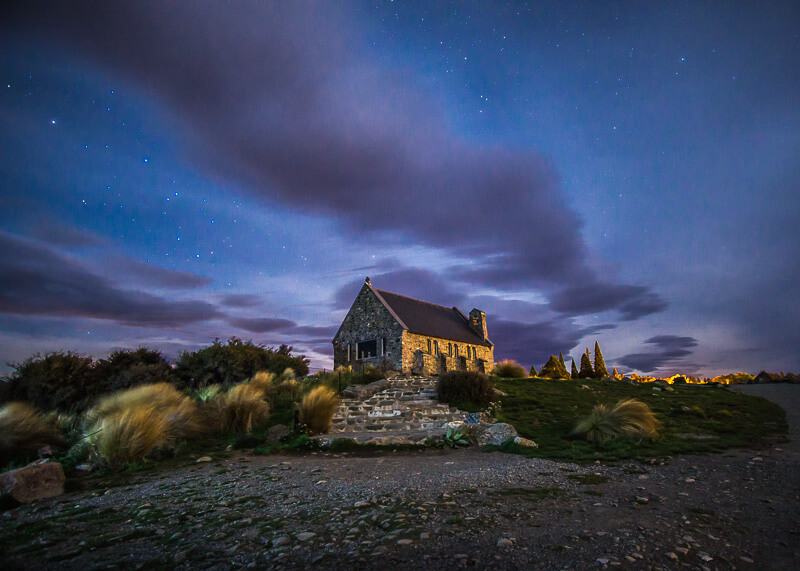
(332, 278), (494, 375)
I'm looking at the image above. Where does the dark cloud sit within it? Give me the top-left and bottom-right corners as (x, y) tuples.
(334, 269), (466, 310)
(99, 253), (212, 289)
(549, 282), (668, 320)
(618, 335), (698, 373)
(228, 317), (296, 333)
(289, 325), (339, 339)
(31, 222), (107, 248)
(6, 2), (646, 296)
(491, 318), (614, 369)
(0, 231), (221, 327)
(219, 294), (262, 308)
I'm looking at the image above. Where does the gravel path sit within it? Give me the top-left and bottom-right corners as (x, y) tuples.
(2, 385), (799, 570)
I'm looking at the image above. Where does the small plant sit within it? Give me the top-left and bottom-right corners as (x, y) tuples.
(298, 386), (339, 435)
(437, 371), (494, 406)
(570, 398), (661, 445)
(539, 355), (570, 379)
(0, 402), (64, 466)
(491, 360), (527, 378)
(444, 426), (470, 448)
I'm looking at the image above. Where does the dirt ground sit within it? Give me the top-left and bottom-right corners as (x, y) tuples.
(2, 384), (798, 570)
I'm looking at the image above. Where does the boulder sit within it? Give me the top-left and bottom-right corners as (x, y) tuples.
(0, 461), (65, 504)
(513, 436), (538, 447)
(477, 423), (518, 446)
(266, 424), (291, 443)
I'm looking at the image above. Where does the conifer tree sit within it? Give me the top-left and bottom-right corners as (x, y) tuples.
(571, 359), (579, 379)
(558, 352), (566, 368)
(594, 341), (609, 378)
(529, 364), (537, 377)
(540, 355), (569, 379)
(579, 349), (595, 378)
(612, 367), (619, 379)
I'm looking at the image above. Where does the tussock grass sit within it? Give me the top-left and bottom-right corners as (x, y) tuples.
(437, 371), (494, 406)
(211, 381), (271, 434)
(570, 398), (661, 445)
(491, 359), (528, 379)
(0, 402), (64, 465)
(298, 386), (339, 435)
(85, 383), (201, 467)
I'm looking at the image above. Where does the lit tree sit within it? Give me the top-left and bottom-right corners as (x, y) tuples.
(558, 352), (566, 369)
(594, 341), (609, 378)
(612, 367), (620, 379)
(540, 355), (570, 379)
(579, 348), (595, 378)
(529, 364), (537, 377)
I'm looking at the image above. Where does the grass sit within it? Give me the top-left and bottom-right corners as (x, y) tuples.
(298, 386), (339, 435)
(569, 398), (661, 445)
(491, 360), (528, 379)
(210, 381), (271, 434)
(0, 402), (64, 466)
(492, 378), (787, 462)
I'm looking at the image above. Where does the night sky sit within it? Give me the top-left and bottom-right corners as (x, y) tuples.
(1, 2), (798, 377)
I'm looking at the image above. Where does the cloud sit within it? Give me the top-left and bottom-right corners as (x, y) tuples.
(492, 318), (614, 368)
(549, 281), (668, 320)
(334, 269), (466, 310)
(290, 325), (339, 339)
(98, 252), (212, 289)
(219, 294), (262, 308)
(618, 335), (698, 373)
(31, 222), (108, 248)
(0, 231), (221, 327)
(5, 2), (660, 300)
(228, 317), (296, 333)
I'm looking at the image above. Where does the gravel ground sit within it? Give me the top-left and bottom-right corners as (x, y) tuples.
(2, 385), (799, 570)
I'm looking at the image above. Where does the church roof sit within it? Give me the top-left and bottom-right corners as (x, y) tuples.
(369, 284), (492, 347)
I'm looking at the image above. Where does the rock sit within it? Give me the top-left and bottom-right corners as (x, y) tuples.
(272, 536), (290, 547)
(196, 456), (212, 463)
(354, 500), (371, 507)
(0, 461), (65, 503)
(295, 532), (316, 541)
(341, 379), (391, 399)
(497, 537), (513, 548)
(397, 539), (413, 545)
(513, 436), (538, 448)
(478, 423), (518, 446)
(266, 424), (291, 443)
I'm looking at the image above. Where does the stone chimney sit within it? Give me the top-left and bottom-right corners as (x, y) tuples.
(469, 309), (488, 340)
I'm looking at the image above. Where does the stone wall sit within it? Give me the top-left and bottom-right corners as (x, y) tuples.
(332, 284), (405, 371)
(404, 332), (493, 376)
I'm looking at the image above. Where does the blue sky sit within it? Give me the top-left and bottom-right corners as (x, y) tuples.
(1, 1), (798, 376)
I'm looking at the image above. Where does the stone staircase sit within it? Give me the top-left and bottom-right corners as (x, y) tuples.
(315, 375), (469, 446)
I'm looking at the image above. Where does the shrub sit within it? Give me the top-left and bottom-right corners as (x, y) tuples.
(174, 338), (309, 390)
(209, 379), (271, 434)
(0, 402), (64, 466)
(539, 355), (570, 379)
(529, 364), (537, 377)
(298, 386), (339, 435)
(570, 398), (661, 445)
(579, 350), (595, 378)
(491, 360), (527, 378)
(3, 352), (96, 412)
(437, 371), (494, 406)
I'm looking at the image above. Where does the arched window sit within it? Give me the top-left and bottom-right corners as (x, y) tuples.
(434, 340), (439, 355)
(427, 339), (432, 353)
(454, 345), (459, 358)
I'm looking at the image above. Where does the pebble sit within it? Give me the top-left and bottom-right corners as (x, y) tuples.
(497, 538), (513, 548)
(272, 536), (290, 547)
(397, 539), (413, 545)
(295, 532), (316, 541)
(196, 456), (212, 463)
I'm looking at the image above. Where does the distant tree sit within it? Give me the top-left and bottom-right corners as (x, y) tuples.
(529, 364), (538, 377)
(593, 341), (609, 378)
(540, 355), (570, 379)
(579, 349), (595, 379)
(612, 367), (620, 379)
(558, 352), (566, 369)
(174, 337), (310, 390)
(571, 359), (579, 380)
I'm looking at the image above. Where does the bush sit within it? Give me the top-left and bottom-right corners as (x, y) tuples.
(210, 381), (271, 434)
(0, 402), (64, 466)
(539, 355), (570, 379)
(3, 352), (96, 413)
(298, 386), (339, 435)
(437, 371), (494, 406)
(92, 347), (176, 395)
(491, 360), (527, 378)
(570, 398), (661, 445)
(174, 338), (309, 390)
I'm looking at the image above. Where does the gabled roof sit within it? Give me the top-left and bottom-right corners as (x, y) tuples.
(369, 284), (492, 347)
